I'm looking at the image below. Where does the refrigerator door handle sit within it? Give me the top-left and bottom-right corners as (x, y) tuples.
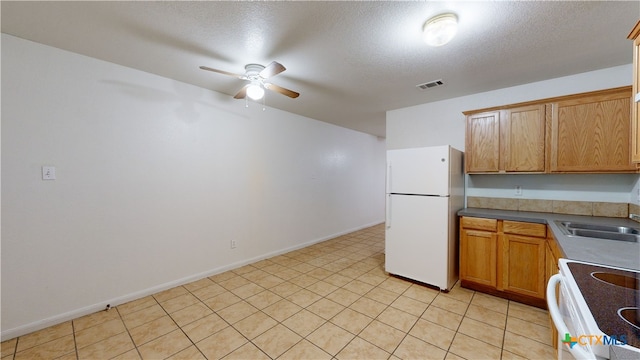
(386, 163), (392, 194)
(386, 194), (392, 229)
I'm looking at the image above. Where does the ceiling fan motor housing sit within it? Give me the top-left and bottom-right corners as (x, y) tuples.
(245, 64), (265, 80)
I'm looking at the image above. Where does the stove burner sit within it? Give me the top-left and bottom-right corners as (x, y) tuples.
(568, 262), (640, 349)
(618, 307), (640, 330)
(591, 271), (640, 290)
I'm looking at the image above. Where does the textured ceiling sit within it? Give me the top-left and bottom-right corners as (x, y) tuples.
(2, 1), (639, 137)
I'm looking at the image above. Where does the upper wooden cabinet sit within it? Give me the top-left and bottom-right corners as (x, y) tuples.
(629, 20), (640, 164)
(465, 111), (501, 172)
(549, 87), (635, 172)
(503, 105), (547, 172)
(464, 87), (636, 174)
(465, 105), (546, 173)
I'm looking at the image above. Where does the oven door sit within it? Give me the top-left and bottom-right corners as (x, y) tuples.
(548, 274), (600, 360)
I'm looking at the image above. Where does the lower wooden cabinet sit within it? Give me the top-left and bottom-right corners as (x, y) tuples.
(460, 219), (498, 287)
(460, 216), (549, 308)
(545, 229), (564, 352)
(501, 233), (546, 298)
(461, 219), (566, 349)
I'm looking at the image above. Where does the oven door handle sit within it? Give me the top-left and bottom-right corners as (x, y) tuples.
(546, 274), (596, 360)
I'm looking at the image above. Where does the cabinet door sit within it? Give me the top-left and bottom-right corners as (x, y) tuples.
(550, 87), (635, 172)
(544, 242), (559, 286)
(466, 111), (500, 173)
(460, 228), (497, 287)
(545, 241), (560, 350)
(629, 21), (640, 163)
(501, 234), (546, 298)
(503, 105), (546, 172)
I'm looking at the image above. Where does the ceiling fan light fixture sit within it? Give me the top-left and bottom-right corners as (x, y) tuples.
(246, 83), (265, 100)
(423, 13), (458, 47)
(200, 61), (298, 100)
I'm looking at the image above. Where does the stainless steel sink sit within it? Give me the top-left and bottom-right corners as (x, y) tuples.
(560, 221), (639, 234)
(555, 221), (640, 243)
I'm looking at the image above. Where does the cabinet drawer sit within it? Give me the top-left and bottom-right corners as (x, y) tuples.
(461, 217), (498, 231)
(503, 221), (546, 237)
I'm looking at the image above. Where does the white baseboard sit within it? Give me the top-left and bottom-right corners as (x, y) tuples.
(1, 221), (384, 341)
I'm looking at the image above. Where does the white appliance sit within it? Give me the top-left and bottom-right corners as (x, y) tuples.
(547, 259), (640, 360)
(385, 145), (464, 291)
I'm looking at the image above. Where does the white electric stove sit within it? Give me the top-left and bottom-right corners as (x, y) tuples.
(547, 259), (639, 360)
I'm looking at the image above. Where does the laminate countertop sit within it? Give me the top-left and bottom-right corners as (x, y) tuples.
(457, 208), (640, 271)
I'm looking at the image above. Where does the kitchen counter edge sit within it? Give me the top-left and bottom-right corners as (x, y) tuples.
(457, 208), (640, 271)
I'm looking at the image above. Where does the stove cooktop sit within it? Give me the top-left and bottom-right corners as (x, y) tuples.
(567, 262), (640, 349)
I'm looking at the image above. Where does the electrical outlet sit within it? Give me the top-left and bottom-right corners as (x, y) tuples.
(230, 240), (237, 249)
(514, 185), (522, 196)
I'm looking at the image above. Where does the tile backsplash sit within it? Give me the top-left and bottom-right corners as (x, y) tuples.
(467, 197), (632, 219)
(630, 203), (640, 223)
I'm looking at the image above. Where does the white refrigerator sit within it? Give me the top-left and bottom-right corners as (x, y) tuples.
(385, 145), (464, 291)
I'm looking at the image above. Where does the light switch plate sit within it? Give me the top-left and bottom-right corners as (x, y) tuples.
(42, 166), (56, 180)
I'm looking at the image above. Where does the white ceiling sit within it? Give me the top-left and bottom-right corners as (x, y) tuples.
(2, 1), (639, 137)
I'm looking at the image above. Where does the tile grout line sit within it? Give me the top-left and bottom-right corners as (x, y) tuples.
(500, 300), (513, 360)
(439, 292), (467, 358)
(115, 306), (145, 360)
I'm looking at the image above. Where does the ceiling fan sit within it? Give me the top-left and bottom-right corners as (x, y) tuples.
(199, 61), (299, 100)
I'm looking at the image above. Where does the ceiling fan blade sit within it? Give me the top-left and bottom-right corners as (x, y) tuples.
(199, 66), (244, 78)
(259, 61), (286, 79)
(234, 85), (249, 99)
(264, 83), (300, 98)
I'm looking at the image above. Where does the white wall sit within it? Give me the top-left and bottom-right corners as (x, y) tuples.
(387, 65), (639, 204)
(1, 34), (386, 339)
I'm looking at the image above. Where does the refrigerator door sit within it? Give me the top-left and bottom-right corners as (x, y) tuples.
(387, 146), (451, 196)
(385, 194), (450, 289)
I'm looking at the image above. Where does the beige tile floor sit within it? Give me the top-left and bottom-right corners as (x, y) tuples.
(1, 224), (556, 360)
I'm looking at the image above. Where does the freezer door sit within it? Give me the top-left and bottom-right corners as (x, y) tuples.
(385, 194), (451, 289)
(387, 146), (451, 196)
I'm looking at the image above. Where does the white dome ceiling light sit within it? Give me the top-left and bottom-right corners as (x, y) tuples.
(246, 82), (265, 100)
(422, 13), (458, 47)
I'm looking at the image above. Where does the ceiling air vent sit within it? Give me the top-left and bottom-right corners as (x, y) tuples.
(416, 79), (444, 90)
